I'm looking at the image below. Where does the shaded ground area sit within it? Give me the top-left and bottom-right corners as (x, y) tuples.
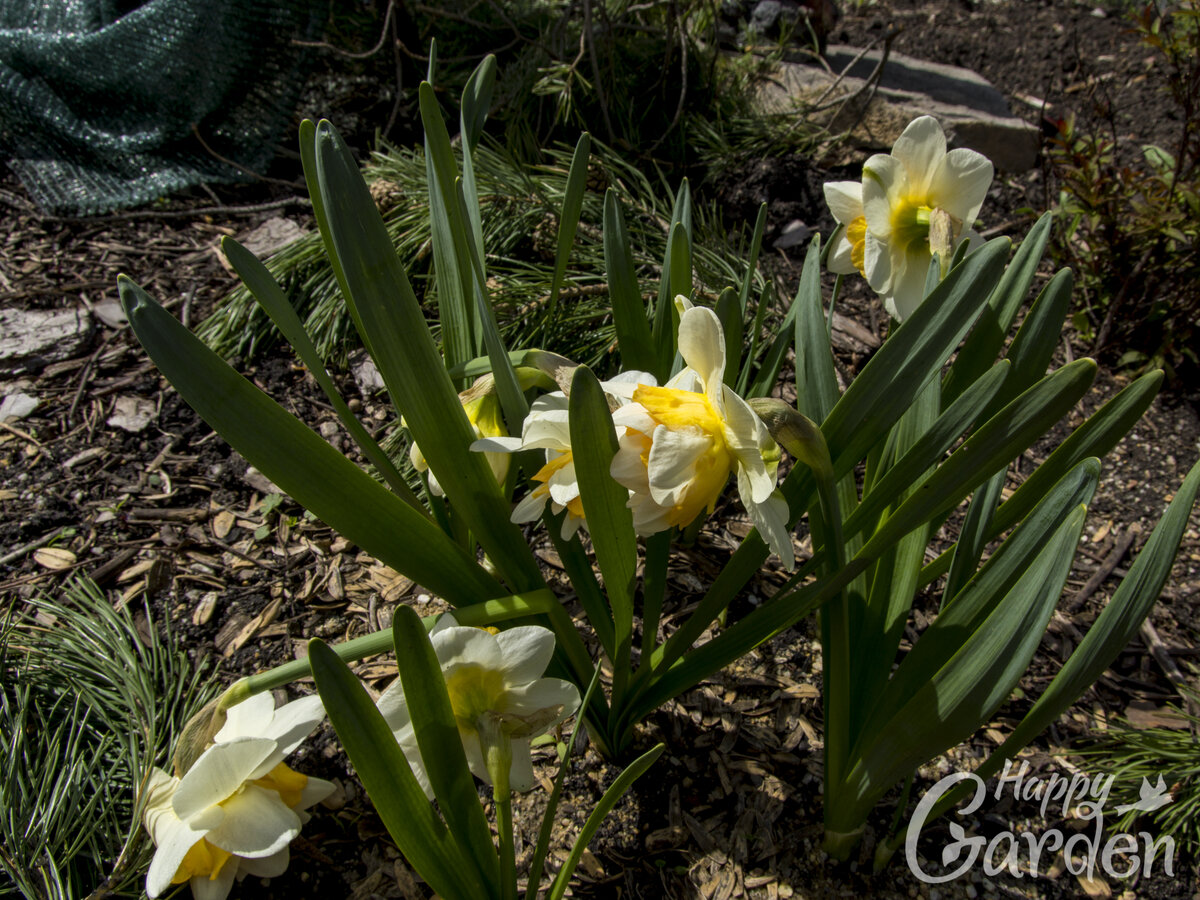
(2, 0), (1199, 897)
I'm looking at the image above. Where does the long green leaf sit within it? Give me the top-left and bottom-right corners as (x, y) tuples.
(547, 134), (591, 312)
(919, 369), (1163, 587)
(823, 238), (1011, 476)
(220, 236), (422, 512)
(793, 235), (837, 424)
(569, 367), (637, 705)
(715, 287), (743, 387)
(391, 606), (499, 887)
(603, 189), (655, 372)
(119, 276), (503, 603)
(835, 504), (1086, 823)
(941, 212), (1052, 405)
(311, 119), (542, 592)
(859, 359), (1096, 560)
(309, 639), (486, 898)
(738, 203), (768, 315)
(548, 743), (665, 900)
(459, 55), (497, 266)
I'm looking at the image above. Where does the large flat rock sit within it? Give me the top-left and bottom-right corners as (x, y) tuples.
(756, 44), (1040, 172)
(0, 306), (93, 375)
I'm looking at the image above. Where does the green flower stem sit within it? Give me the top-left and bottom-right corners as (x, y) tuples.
(218, 590), (561, 711)
(481, 719), (517, 900)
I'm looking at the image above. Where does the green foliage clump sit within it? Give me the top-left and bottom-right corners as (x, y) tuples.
(1048, 0), (1200, 378)
(0, 579), (213, 899)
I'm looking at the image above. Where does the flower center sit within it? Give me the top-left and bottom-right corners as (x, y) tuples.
(531, 451), (584, 518)
(889, 199), (935, 252)
(172, 838), (233, 885)
(444, 663), (507, 727)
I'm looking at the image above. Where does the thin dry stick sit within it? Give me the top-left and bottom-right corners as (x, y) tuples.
(1063, 528), (1137, 613)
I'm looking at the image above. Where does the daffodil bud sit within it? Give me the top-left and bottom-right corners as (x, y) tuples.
(172, 697), (227, 777)
(747, 398), (833, 482)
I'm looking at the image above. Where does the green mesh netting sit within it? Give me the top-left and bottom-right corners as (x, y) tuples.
(0, 0), (323, 216)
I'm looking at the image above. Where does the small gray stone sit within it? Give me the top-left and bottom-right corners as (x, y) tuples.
(107, 395), (157, 432)
(0, 391), (38, 420)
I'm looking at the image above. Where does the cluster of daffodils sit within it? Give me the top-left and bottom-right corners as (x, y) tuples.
(376, 616), (581, 794)
(825, 116), (993, 321)
(143, 693), (333, 900)
(477, 300), (794, 569)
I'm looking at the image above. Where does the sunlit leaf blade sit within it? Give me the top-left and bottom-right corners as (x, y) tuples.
(604, 189), (655, 372)
(119, 276), (503, 603)
(422, 82), (478, 371)
(311, 119), (543, 592)
(715, 287), (743, 387)
(391, 606), (498, 885)
(747, 285), (799, 399)
(860, 358), (1096, 559)
(548, 743), (665, 900)
(840, 361), (1010, 542)
(459, 55), (497, 264)
(548, 133), (591, 311)
(793, 236), (838, 424)
(652, 181), (691, 379)
(970, 454), (1200, 793)
(545, 515), (616, 657)
(942, 212), (1052, 405)
(836, 504), (1086, 820)
(738, 203), (768, 315)
(308, 639), (488, 898)
(823, 238), (1011, 475)
(918, 369), (1163, 588)
(568, 367), (636, 702)
(220, 236), (422, 512)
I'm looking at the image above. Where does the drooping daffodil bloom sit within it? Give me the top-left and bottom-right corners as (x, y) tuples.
(610, 298), (794, 570)
(410, 373), (510, 496)
(377, 616), (580, 797)
(471, 371), (655, 540)
(825, 115), (993, 321)
(142, 693), (334, 900)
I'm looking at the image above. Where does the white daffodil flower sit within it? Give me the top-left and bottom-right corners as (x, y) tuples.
(472, 371), (655, 540)
(377, 617), (580, 797)
(610, 298), (794, 569)
(410, 374), (510, 496)
(142, 693), (334, 900)
(839, 115), (993, 321)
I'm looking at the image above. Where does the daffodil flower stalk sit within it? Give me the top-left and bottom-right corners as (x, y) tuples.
(825, 115), (993, 321)
(142, 694), (333, 900)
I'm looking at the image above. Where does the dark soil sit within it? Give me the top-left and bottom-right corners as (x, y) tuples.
(2, 1), (1199, 898)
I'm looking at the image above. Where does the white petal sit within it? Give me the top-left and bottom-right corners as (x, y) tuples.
(863, 232), (892, 292)
(461, 732), (489, 784)
(511, 490), (548, 523)
(215, 693), (275, 743)
(676, 306), (726, 395)
(296, 775), (337, 811)
(822, 181), (863, 225)
(889, 244), (935, 322)
(471, 435), (524, 453)
(861, 155), (905, 237)
(188, 864), (237, 900)
(746, 491), (794, 571)
(627, 491), (673, 536)
(173, 738), (276, 825)
(930, 147), (993, 224)
(145, 772), (207, 898)
(376, 679), (411, 732)
(664, 368), (703, 393)
(610, 444), (651, 492)
(494, 626), (556, 684)
(238, 846), (290, 878)
(256, 694), (325, 768)
(204, 783), (301, 857)
(545, 464), (580, 506)
(509, 741), (536, 793)
(432, 626), (502, 672)
(559, 509), (586, 541)
(645, 426), (709, 506)
(505, 678), (580, 724)
(891, 116), (946, 195)
(826, 233), (857, 275)
(394, 723), (434, 799)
